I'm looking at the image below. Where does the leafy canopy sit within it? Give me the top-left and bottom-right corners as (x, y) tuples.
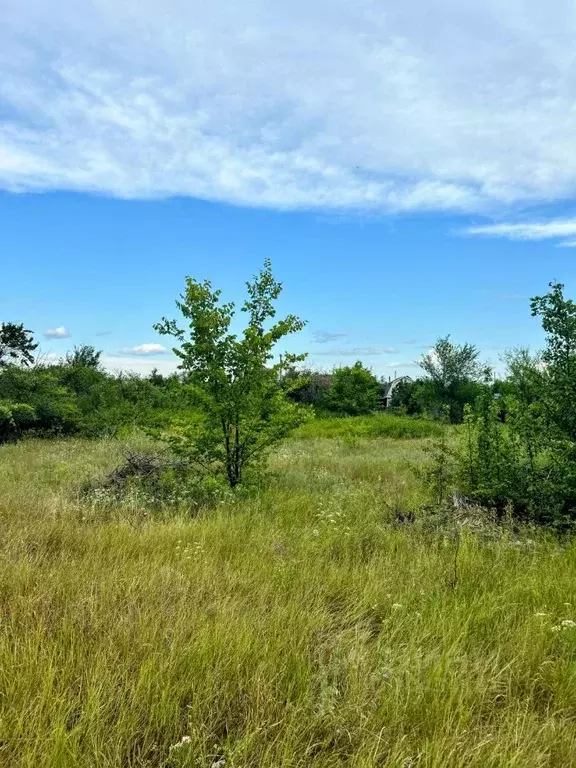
(65, 345), (102, 370)
(420, 335), (484, 423)
(154, 259), (309, 487)
(322, 361), (380, 416)
(531, 281), (576, 439)
(0, 322), (37, 368)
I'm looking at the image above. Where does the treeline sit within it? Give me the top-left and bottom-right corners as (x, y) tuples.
(285, 339), (490, 424)
(0, 343), (190, 443)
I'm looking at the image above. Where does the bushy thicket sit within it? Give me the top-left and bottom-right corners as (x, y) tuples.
(0, 353), (191, 443)
(452, 283), (576, 527)
(390, 377), (486, 422)
(288, 347), (487, 424)
(287, 362), (381, 416)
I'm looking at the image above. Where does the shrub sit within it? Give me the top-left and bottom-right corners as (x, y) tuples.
(0, 401), (37, 443)
(453, 284), (576, 527)
(321, 362), (380, 416)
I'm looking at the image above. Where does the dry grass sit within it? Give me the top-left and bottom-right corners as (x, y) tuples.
(1, 436), (576, 767)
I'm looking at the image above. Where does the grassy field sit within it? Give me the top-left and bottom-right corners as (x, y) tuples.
(2, 425), (576, 767)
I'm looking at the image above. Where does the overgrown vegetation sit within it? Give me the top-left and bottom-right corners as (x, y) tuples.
(0, 349), (191, 442)
(294, 411), (443, 440)
(389, 337), (486, 423)
(2, 434), (576, 767)
(452, 282), (576, 527)
(6, 271), (576, 531)
(6, 269), (576, 764)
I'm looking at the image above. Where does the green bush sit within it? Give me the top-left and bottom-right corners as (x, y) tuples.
(453, 284), (576, 527)
(321, 362), (380, 416)
(0, 362), (192, 442)
(0, 401), (36, 443)
(0, 404), (15, 443)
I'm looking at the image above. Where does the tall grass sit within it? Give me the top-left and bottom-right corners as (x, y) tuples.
(1, 436), (576, 766)
(295, 413), (443, 440)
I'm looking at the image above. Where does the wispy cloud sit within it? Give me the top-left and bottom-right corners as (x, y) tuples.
(95, 330), (112, 337)
(100, 355), (178, 376)
(4, 1), (576, 212)
(384, 361), (420, 369)
(313, 346), (397, 356)
(44, 326), (70, 339)
(118, 343), (168, 356)
(464, 218), (576, 246)
(312, 331), (347, 344)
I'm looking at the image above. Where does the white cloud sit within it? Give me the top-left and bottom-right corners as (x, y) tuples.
(312, 331), (347, 344)
(4, 0), (576, 212)
(44, 326), (71, 339)
(118, 343), (168, 356)
(100, 355), (178, 376)
(464, 218), (576, 245)
(313, 346), (397, 356)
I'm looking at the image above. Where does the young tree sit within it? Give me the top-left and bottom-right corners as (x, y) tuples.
(0, 322), (37, 367)
(420, 336), (484, 423)
(531, 282), (576, 439)
(154, 259), (309, 488)
(322, 361), (380, 416)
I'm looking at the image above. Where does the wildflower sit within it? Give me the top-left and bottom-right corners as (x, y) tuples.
(392, 603), (402, 610)
(561, 619), (576, 628)
(551, 625), (562, 632)
(169, 735), (192, 751)
(534, 612), (548, 617)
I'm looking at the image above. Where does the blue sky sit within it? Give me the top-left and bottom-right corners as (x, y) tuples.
(3, 0), (576, 377)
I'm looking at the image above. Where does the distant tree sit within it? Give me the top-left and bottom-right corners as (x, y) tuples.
(323, 361), (380, 416)
(155, 259), (309, 488)
(0, 322), (37, 367)
(420, 336), (485, 423)
(284, 368), (332, 407)
(388, 378), (427, 415)
(148, 367), (165, 387)
(65, 345), (102, 369)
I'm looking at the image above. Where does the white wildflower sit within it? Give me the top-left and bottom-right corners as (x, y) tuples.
(392, 603), (402, 610)
(561, 619), (576, 628)
(534, 612), (548, 617)
(551, 625), (562, 632)
(169, 735), (192, 752)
